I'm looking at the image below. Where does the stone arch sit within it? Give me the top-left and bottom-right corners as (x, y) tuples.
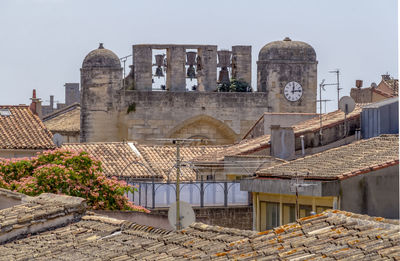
(167, 115), (238, 145)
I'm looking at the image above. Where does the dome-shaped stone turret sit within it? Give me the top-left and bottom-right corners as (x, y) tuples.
(258, 37), (316, 62)
(82, 43), (121, 68)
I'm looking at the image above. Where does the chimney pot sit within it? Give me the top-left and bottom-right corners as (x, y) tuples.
(355, 80), (363, 89)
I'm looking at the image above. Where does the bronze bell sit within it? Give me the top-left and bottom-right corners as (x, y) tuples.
(186, 51), (197, 80)
(217, 50), (232, 85)
(154, 54), (165, 78)
(217, 50), (232, 68)
(218, 68), (230, 85)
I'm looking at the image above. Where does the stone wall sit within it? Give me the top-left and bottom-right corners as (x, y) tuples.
(65, 83), (80, 105)
(257, 61), (317, 113)
(96, 205), (253, 230)
(82, 90), (271, 144)
(80, 66), (122, 142)
(350, 88), (373, 103)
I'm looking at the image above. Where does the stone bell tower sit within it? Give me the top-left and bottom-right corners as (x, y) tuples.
(257, 37), (318, 113)
(80, 43), (122, 142)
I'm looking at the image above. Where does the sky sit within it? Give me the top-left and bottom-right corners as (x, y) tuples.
(0, 0), (397, 112)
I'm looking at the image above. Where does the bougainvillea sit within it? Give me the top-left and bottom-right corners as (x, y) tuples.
(0, 149), (149, 213)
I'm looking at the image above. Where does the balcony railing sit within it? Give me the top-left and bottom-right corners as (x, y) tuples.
(126, 181), (250, 209)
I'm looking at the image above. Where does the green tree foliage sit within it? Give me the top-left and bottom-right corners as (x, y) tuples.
(0, 149), (149, 212)
(217, 78), (252, 92)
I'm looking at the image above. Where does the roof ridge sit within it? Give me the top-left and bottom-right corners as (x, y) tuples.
(65, 141), (134, 145)
(325, 209), (399, 227)
(42, 103), (80, 121)
(257, 135), (399, 178)
(338, 159), (399, 180)
(82, 214), (174, 235)
(0, 105), (29, 108)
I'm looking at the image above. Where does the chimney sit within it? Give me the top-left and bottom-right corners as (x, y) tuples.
(381, 74), (391, 81)
(270, 125), (295, 160)
(64, 83), (80, 105)
(355, 80), (363, 89)
(29, 89), (42, 119)
(50, 95), (54, 111)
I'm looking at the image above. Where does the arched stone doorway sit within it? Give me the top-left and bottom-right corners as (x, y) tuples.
(167, 115), (238, 145)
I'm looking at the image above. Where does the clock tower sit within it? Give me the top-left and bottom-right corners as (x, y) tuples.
(257, 37), (317, 113)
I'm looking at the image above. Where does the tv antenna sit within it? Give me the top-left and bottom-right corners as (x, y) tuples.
(168, 200), (195, 230)
(120, 54), (132, 89)
(329, 69), (341, 109)
(338, 96), (355, 138)
(290, 175), (317, 220)
(150, 138), (202, 230)
(318, 79), (334, 145)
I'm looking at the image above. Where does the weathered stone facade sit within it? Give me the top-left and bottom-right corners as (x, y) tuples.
(81, 40), (318, 144)
(257, 37), (317, 113)
(82, 90), (270, 144)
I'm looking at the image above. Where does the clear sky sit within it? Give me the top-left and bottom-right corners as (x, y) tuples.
(0, 0), (397, 112)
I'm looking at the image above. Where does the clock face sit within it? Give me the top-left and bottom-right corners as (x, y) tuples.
(284, 81), (303, 102)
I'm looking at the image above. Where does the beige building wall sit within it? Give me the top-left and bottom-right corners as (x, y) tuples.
(254, 192), (335, 231)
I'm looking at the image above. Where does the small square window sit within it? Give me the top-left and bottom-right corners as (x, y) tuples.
(0, 109), (11, 116)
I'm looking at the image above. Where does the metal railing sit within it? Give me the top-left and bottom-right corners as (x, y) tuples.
(126, 180), (249, 209)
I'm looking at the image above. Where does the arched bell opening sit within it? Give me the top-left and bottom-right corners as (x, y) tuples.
(152, 49), (167, 91)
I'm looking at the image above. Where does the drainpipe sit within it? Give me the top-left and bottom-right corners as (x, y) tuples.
(300, 135), (305, 157)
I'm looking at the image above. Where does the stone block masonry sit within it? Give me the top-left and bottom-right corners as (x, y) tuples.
(82, 91), (267, 144)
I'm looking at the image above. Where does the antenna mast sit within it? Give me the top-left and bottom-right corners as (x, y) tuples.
(120, 54), (132, 89)
(329, 69), (341, 109)
(152, 138), (202, 230)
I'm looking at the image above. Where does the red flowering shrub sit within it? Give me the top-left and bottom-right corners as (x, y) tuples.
(0, 149), (149, 213)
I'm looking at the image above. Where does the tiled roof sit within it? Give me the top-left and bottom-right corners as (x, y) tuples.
(193, 134), (271, 163)
(1, 197), (399, 261)
(256, 134), (399, 180)
(62, 142), (225, 181)
(138, 145), (224, 181)
(381, 79), (398, 97)
(243, 112), (318, 139)
(62, 142), (156, 180)
(195, 105), (364, 163)
(0, 190), (86, 244)
(292, 104), (363, 136)
(0, 105), (55, 150)
(43, 103), (80, 134)
(373, 87), (395, 98)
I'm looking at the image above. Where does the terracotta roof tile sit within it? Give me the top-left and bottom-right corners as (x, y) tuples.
(43, 103), (80, 134)
(0, 105), (55, 150)
(256, 134), (399, 180)
(293, 104), (363, 136)
(62, 142), (156, 180)
(196, 105), (365, 163)
(138, 145), (224, 181)
(1, 204), (399, 260)
(194, 134), (271, 163)
(62, 142), (225, 181)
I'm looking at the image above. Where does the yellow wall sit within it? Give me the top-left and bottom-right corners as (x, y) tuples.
(226, 174), (246, 181)
(254, 192), (337, 231)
